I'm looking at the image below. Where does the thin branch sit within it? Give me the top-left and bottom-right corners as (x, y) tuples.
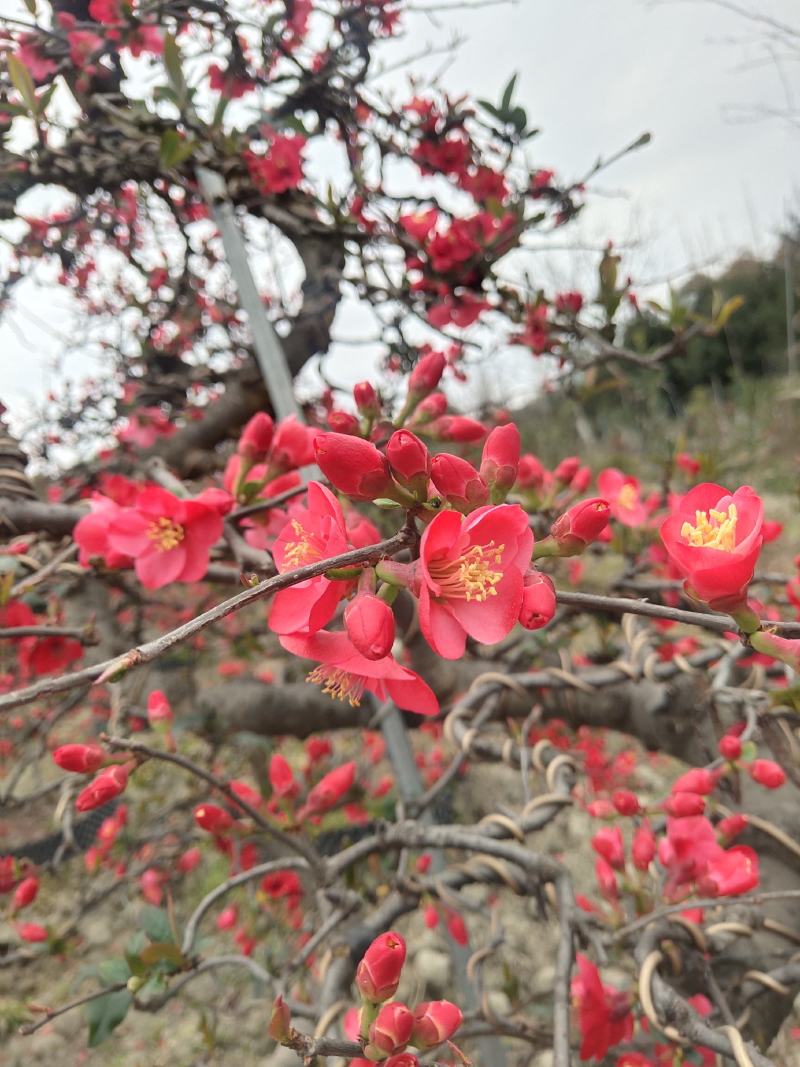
(19, 982), (129, 1036)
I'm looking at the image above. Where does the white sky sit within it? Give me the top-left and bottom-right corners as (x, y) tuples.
(1, 0), (797, 422)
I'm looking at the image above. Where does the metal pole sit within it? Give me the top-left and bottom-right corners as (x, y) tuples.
(195, 167), (302, 423)
(785, 234), (797, 377)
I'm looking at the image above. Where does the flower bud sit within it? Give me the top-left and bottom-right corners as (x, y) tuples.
(632, 820), (656, 870)
(571, 465), (592, 493)
(595, 856), (618, 900)
(480, 424), (520, 502)
(516, 453), (546, 490)
(719, 735), (742, 761)
(749, 759), (786, 789)
(411, 391), (447, 424)
(427, 415), (487, 443)
(269, 416), (315, 472)
(314, 432), (394, 501)
(410, 1000), (463, 1050)
(147, 689), (173, 727)
(612, 790), (640, 816)
(408, 351), (446, 398)
(383, 1057), (420, 1067)
(194, 803), (234, 833)
(217, 904), (238, 931)
(365, 1001), (413, 1059)
(671, 768), (719, 796)
(355, 931), (407, 1003)
(327, 410), (361, 435)
(13, 875), (39, 911)
(269, 753), (299, 799)
(345, 595), (395, 660)
(518, 571), (556, 630)
(17, 922), (48, 943)
(268, 994), (293, 1043)
(549, 498), (611, 554)
(553, 456), (580, 485)
(238, 412), (274, 462)
(664, 792), (705, 817)
(429, 454), (489, 514)
(717, 813), (748, 841)
(52, 743), (106, 774)
(386, 430), (430, 499)
(591, 826), (625, 870)
(75, 763), (130, 812)
(301, 761), (356, 818)
(354, 381), (380, 418)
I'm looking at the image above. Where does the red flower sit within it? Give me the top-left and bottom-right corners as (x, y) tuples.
(518, 570), (556, 630)
(13, 875), (39, 911)
(269, 753), (299, 800)
(597, 468), (649, 527)
(269, 415), (316, 471)
(268, 482), (360, 635)
(355, 931), (406, 1002)
(75, 764), (130, 812)
(571, 954), (633, 1061)
(670, 768), (719, 795)
(429, 454), (489, 513)
(107, 487), (223, 589)
(480, 423), (520, 502)
(52, 743), (106, 774)
(300, 761), (356, 817)
(344, 594), (396, 660)
(365, 1001), (414, 1058)
(245, 134), (306, 194)
(591, 826), (625, 870)
(632, 820), (656, 870)
(659, 483), (763, 610)
(549, 498), (611, 554)
(17, 922), (48, 943)
(238, 412), (275, 461)
(415, 504), (533, 659)
(194, 804), (234, 833)
(699, 846), (759, 896)
(280, 630), (438, 715)
(386, 430), (430, 499)
(749, 759), (786, 789)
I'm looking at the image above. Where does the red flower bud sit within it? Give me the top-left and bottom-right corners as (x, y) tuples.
(146, 689), (173, 726)
(269, 753), (299, 800)
(301, 761), (356, 817)
(354, 381), (380, 417)
(17, 922), (47, 943)
(671, 768), (719, 796)
(516, 453), (546, 490)
(427, 415), (487, 443)
(595, 856), (618, 900)
(194, 803), (234, 833)
(518, 571), (556, 630)
(632, 820), (656, 870)
(269, 415), (315, 472)
(365, 1001), (413, 1058)
(52, 743), (105, 774)
(355, 931), (407, 1002)
(344, 594), (396, 660)
(216, 904), (238, 930)
(719, 735), (742, 761)
(238, 412), (274, 462)
(553, 456), (580, 484)
(386, 430), (430, 498)
(571, 465), (592, 493)
(75, 763), (130, 812)
(268, 994), (293, 1042)
(410, 1000), (463, 1049)
(429, 454), (489, 514)
(13, 875), (39, 911)
(591, 826), (625, 870)
(177, 847), (202, 873)
(327, 410), (361, 435)
(408, 351), (446, 396)
(480, 423), (520, 502)
(383, 1056), (420, 1067)
(550, 498), (611, 554)
(749, 759), (786, 789)
(612, 790), (641, 816)
(412, 391), (448, 422)
(717, 813), (748, 841)
(314, 432), (393, 501)
(664, 792), (706, 817)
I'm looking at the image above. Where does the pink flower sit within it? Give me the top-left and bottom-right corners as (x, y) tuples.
(415, 504), (533, 659)
(74, 495), (133, 569)
(571, 954), (633, 1061)
(280, 631), (438, 716)
(107, 486), (223, 589)
(597, 468), (649, 527)
(268, 482), (358, 635)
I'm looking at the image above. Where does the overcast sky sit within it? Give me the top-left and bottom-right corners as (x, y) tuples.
(1, 0), (797, 422)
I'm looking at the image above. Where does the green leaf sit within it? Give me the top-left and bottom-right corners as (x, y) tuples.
(509, 106), (527, 133)
(159, 129), (196, 168)
(98, 959), (131, 986)
(86, 990), (132, 1047)
(7, 55), (38, 115)
(713, 294), (744, 330)
(500, 73), (518, 114)
(477, 98), (502, 120)
(138, 942), (186, 970)
(139, 906), (174, 944)
(162, 34), (187, 106)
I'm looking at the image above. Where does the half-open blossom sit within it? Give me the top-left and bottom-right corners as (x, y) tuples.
(365, 1001), (414, 1058)
(355, 931), (407, 1003)
(415, 504), (533, 659)
(268, 482), (359, 635)
(571, 954), (633, 1061)
(660, 483), (764, 611)
(280, 631), (438, 715)
(410, 1001), (463, 1049)
(597, 468), (649, 527)
(107, 487), (223, 589)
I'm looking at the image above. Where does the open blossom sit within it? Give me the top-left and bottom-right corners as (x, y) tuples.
(106, 487), (223, 589)
(658, 815), (759, 898)
(415, 504), (533, 659)
(245, 134), (306, 194)
(596, 468), (650, 527)
(268, 482), (360, 635)
(571, 954), (633, 1061)
(280, 630), (438, 716)
(660, 483), (764, 610)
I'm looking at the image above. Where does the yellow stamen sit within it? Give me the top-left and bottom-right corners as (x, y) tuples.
(680, 504), (738, 552)
(429, 541), (505, 602)
(282, 520), (322, 568)
(307, 665), (366, 707)
(618, 483), (638, 510)
(147, 516), (185, 551)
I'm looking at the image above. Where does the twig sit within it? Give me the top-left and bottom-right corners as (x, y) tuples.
(19, 981), (129, 1036)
